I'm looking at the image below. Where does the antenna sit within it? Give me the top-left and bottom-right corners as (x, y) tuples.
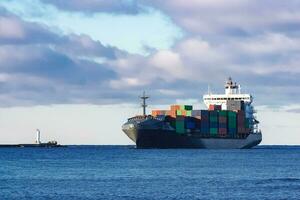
(208, 85), (211, 95)
(139, 91), (149, 116)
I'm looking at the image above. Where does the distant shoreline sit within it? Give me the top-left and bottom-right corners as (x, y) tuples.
(0, 144), (299, 149)
(0, 144), (66, 148)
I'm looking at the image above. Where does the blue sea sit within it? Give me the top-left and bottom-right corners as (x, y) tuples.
(0, 146), (300, 200)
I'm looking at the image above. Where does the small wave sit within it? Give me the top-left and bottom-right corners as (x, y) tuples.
(257, 178), (300, 184)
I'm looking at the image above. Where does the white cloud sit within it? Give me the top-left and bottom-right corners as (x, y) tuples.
(0, 17), (24, 39)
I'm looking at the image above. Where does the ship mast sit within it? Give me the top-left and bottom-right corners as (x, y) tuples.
(140, 91), (149, 116)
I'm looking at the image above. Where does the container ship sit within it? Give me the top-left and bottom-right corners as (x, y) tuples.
(122, 77), (262, 149)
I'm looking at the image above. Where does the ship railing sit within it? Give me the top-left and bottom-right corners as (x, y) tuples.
(128, 115), (149, 121)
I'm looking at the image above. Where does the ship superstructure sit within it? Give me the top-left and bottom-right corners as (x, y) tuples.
(203, 77), (260, 134)
(122, 78), (262, 149)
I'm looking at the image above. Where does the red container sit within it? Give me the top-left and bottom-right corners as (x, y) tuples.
(209, 105), (222, 111)
(238, 127), (246, 133)
(237, 111), (245, 119)
(195, 118), (201, 129)
(219, 128), (227, 134)
(219, 116), (227, 123)
(201, 115), (209, 121)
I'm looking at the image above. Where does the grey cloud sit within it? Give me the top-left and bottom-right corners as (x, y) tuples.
(41, 0), (143, 14)
(0, 9), (128, 106)
(0, 12), (59, 44)
(56, 34), (124, 60)
(285, 109), (300, 113)
(143, 0), (300, 37)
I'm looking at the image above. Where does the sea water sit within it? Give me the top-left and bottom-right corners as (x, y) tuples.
(0, 146), (300, 200)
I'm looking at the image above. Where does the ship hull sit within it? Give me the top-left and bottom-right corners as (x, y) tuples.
(122, 120), (262, 149)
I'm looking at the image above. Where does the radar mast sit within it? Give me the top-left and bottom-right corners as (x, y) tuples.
(140, 91), (149, 116)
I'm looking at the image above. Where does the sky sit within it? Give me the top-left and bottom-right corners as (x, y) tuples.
(0, 0), (299, 145)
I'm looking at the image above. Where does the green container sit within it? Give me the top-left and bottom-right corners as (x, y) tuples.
(186, 110), (192, 116)
(228, 123), (236, 126)
(170, 121), (176, 128)
(228, 123), (237, 128)
(228, 118), (236, 123)
(176, 121), (185, 134)
(219, 111), (228, 117)
(176, 110), (182, 116)
(210, 116), (218, 122)
(228, 117), (237, 128)
(180, 105), (193, 111)
(210, 128), (218, 135)
(228, 111), (237, 117)
(210, 111), (218, 116)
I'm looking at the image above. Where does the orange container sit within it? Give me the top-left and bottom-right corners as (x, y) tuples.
(151, 110), (160, 116)
(170, 110), (176, 117)
(170, 105), (181, 111)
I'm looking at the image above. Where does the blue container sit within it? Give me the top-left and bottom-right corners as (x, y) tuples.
(201, 121), (209, 128)
(185, 116), (193, 122)
(228, 128), (237, 135)
(186, 121), (196, 129)
(219, 123), (227, 128)
(201, 127), (210, 134)
(200, 110), (209, 116)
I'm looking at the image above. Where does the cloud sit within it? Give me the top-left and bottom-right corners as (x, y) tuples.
(41, 0), (143, 14)
(0, 3), (300, 107)
(107, 34), (300, 105)
(0, 13), (58, 44)
(144, 0), (300, 36)
(0, 10), (126, 106)
(286, 108), (300, 113)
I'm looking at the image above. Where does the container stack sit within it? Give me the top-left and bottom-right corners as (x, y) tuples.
(170, 105), (180, 117)
(237, 110), (246, 134)
(151, 103), (250, 137)
(175, 116), (185, 134)
(185, 117), (196, 129)
(209, 111), (218, 136)
(192, 110), (202, 130)
(165, 116), (176, 128)
(174, 105), (193, 117)
(218, 111), (228, 137)
(245, 118), (250, 132)
(172, 105), (193, 134)
(152, 110), (168, 117)
(228, 111), (237, 136)
(200, 110), (209, 134)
